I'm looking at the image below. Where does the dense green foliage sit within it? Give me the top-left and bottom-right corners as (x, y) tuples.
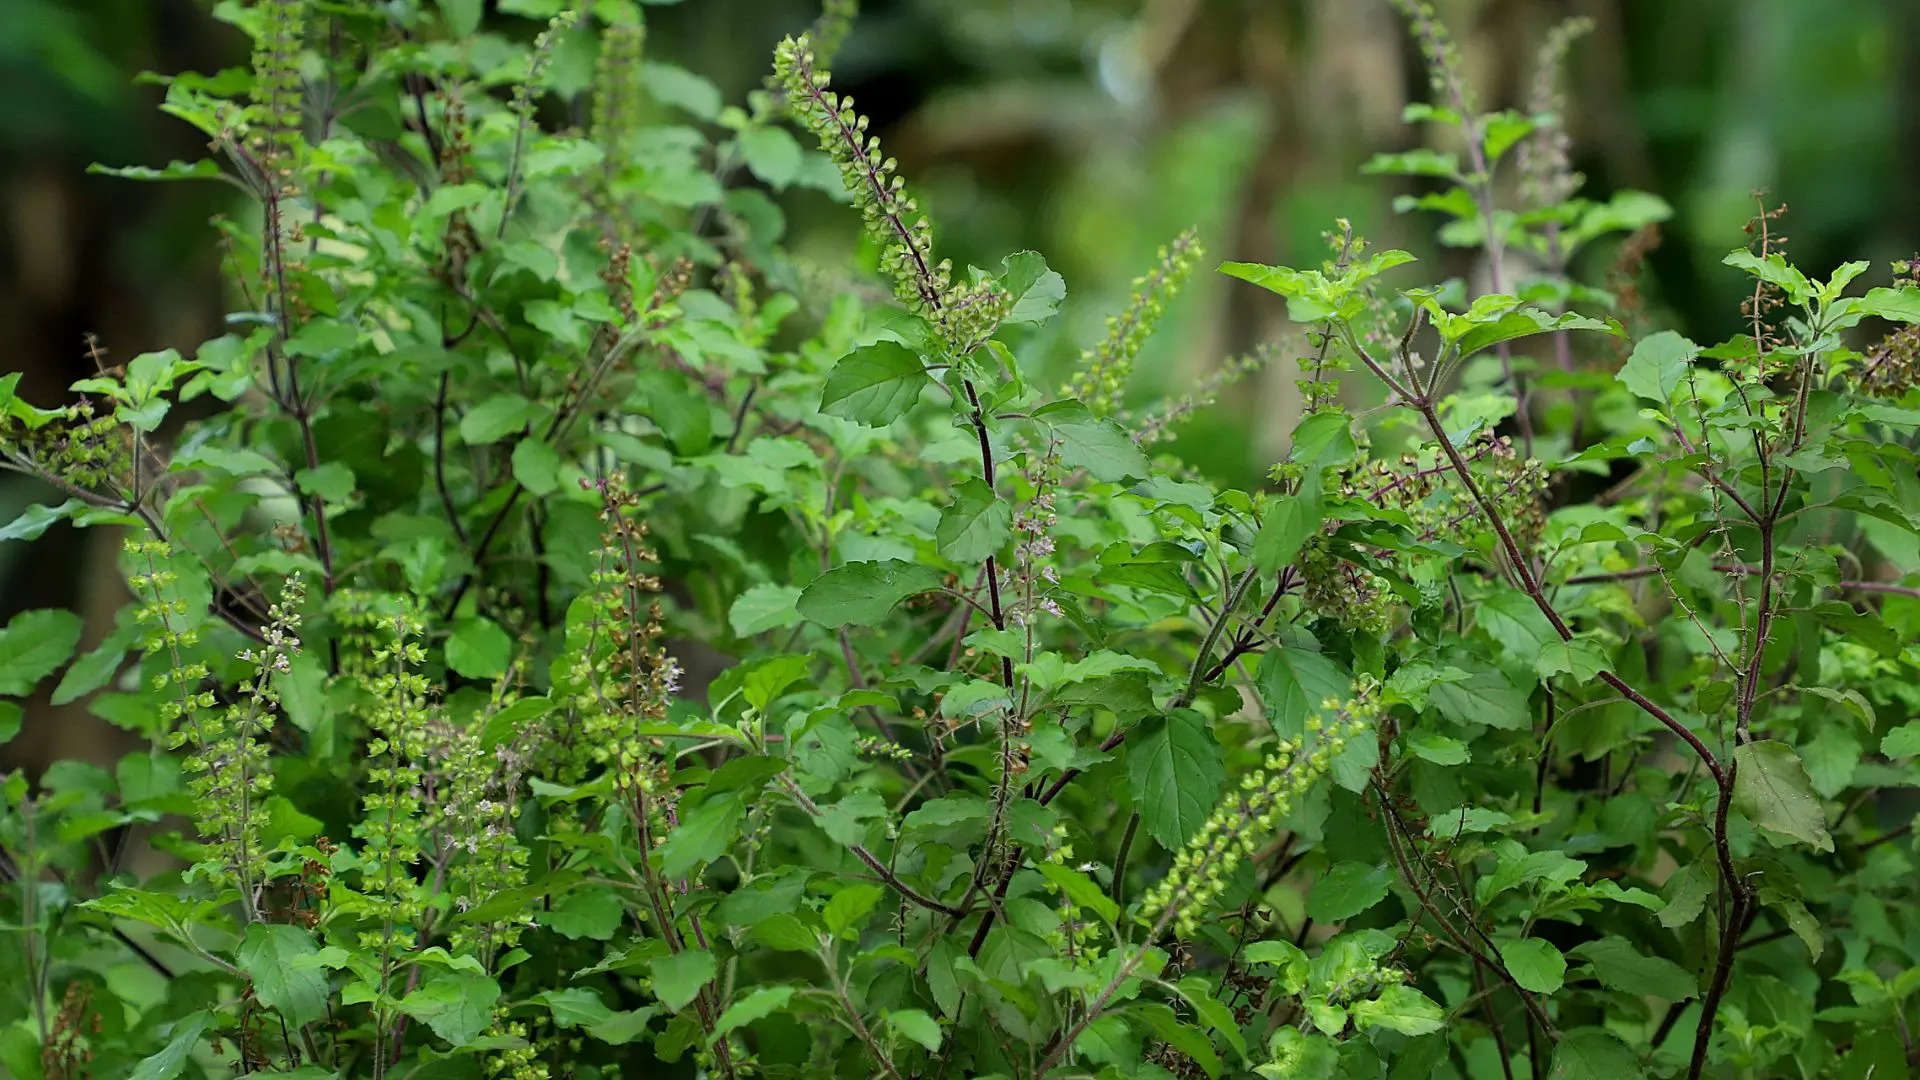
(4, 2), (1920, 1078)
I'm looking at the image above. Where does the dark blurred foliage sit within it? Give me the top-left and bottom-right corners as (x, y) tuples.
(2, 0), (1915, 762)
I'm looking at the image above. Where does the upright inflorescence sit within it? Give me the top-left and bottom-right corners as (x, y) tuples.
(1389, 0), (1476, 123)
(0, 396), (130, 498)
(773, 34), (1007, 354)
(1067, 228), (1203, 415)
(1008, 442), (1063, 627)
(1298, 222), (1364, 413)
(1860, 258), (1920, 396)
(1740, 197), (1795, 379)
(1141, 687), (1377, 936)
(354, 609), (434, 974)
(246, 0), (306, 177)
(550, 477), (679, 846)
(805, 0), (859, 71)
(132, 542), (304, 913)
(1518, 17), (1593, 210)
(216, 575), (306, 910)
(590, 19), (647, 158)
(442, 697), (536, 965)
(1131, 344), (1276, 445)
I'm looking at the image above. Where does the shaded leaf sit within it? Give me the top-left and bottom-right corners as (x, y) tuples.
(798, 560), (943, 627)
(400, 971), (500, 1046)
(1307, 862), (1391, 922)
(820, 341), (927, 426)
(936, 478), (1012, 563)
(1732, 740), (1833, 852)
(1127, 710), (1225, 848)
(1618, 330), (1699, 406)
(1498, 937), (1566, 994)
(238, 924), (329, 1028)
(652, 949), (716, 1012)
(0, 609), (83, 696)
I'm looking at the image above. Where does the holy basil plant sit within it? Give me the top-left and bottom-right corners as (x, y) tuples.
(3, 2), (1919, 1079)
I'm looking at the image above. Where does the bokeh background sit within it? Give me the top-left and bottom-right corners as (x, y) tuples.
(4, 0), (1918, 767)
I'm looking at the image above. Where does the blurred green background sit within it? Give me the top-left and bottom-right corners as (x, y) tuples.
(3, 0), (1916, 764)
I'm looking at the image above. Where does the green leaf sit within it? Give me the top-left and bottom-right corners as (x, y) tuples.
(1244, 940), (1309, 994)
(539, 987), (613, 1029)
(651, 949), (716, 1012)
(1857, 285), (1920, 323)
(1535, 637), (1609, 683)
(0, 703), (19, 746)
(798, 560), (943, 627)
(399, 970), (500, 1046)
(438, 0), (482, 33)
(823, 882), (884, 937)
(1406, 730), (1469, 766)
(1759, 889), (1823, 961)
(1481, 111), (1536, 162)
(437, 0), (482, 34)
(738, 126), (802, 188)
(1881, 722), (1920, 759)
(0, 609), (83, 696)
(51, 619), (137, 706)
(1253, 494), (1321, 573)
(1617, 329), (1699, 406)
(641, 61), (722, 121)
(128, 1012), (212, 1080)
(936, 478), (1012, 563)
(526, 295), (576, 342)
(1565, 190), (1672, 250)
(1257, 645), (1350, 738)
(1568, 936), (1695, 999)
(541, 886), (624, 941)
(658, 794), (743, 878)
(886, 1009), (943, 1052)
(729, 583), (802, 636)
(1219, 260), (1348, 323)
(1477, 588), (1560, 660)
(1127, 710), (1225, 848)
(511, 437), (565, 495)
(446, 617), (512, 680)
(460, 393), (540, 443)
(1804, 686), (1876, 732)
(1361, 148), (1461, 179)
(750, 915), (821, 952)
(1034, 401), (1152, 483)
(1171, 976), (1248, 1059)
(1350, 985), (1445, 1036)
(739, 654), (810, 713)
(714, 986), (796, 1037)
(820, 342), (927, 426)
(1548, 1029), (1645, 1080)
(1732, 740), (1833, 852)
(295, 461), (355, 502)
(1658, 862), (1711, 929)
(89, 159), (228, 185)
(1723, 248), (1813, 303)
(1801, 725), (1861, 799)
(1131, 1001), (1222, 1078)
(999, 250), (1066, 325)
(0, 499), (82, 543)
(1454, 309), (1618, 358)
(1280, 413), (1356, 469)
(1036, 861), (1120, 924)
(1307, 862), (1391, 922)
(238, 923), (329, 1028)
(1498, 937), (1566, 994)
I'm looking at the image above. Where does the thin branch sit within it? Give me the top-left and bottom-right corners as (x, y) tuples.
(779, 778), (964, 916)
